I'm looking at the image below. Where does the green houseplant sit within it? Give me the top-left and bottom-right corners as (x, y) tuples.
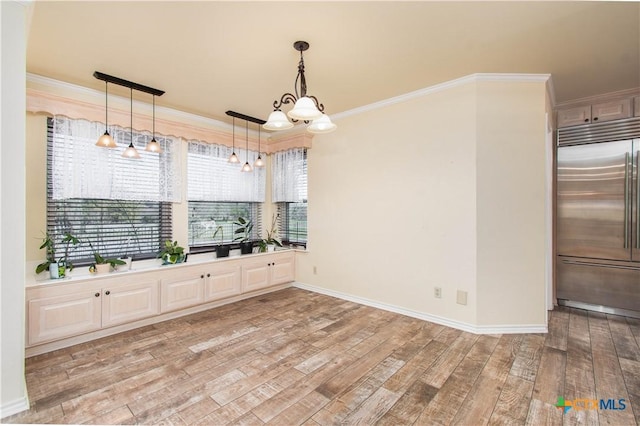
(88, 245), (126, 274)
(158, 240), (186, 264)
(259, 214), (282, 252)
(212, 226), (229, 258)
(36, 232), (79, 278)
(233, 217), (254, 254)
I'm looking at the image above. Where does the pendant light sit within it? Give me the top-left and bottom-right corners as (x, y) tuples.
(96, 81), (117, 148)
(241, 121), (253, 172)
(228, 117), (240, 163)
(254, 125), (264, 168)
(122, 88), (140, 159)
(145, 95), (163, 153)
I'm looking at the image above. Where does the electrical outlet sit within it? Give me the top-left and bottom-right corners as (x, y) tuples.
(457, 290), (468, 305)
(434, 287), (442, 298)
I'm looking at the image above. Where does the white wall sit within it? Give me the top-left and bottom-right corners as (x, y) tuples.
(297, 75), (550, 331)
(1, 0), (29, 417)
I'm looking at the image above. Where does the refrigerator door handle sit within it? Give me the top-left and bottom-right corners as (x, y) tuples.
(636, 151), (639, 249)
(624, 152), (629, 249)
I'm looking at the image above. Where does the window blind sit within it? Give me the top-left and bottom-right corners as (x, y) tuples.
(51, 116), (181, 202)
(188, 201), (261, 247)
(272, 148), (307, 202)
(46, 118), (172, 263)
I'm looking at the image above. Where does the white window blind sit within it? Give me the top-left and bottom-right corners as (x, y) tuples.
(272, 148), (307, 203)
(187, 140), (265, 202)
(51, 116), (181, 202)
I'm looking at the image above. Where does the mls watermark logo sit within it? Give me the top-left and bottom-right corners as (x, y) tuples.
(555, 396), (627, 413)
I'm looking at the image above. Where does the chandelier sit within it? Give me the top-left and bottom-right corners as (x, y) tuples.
(263, 41), (337, 134)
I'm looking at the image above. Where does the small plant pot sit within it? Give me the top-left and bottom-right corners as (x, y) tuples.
(240, 241), (253, 255)
(95, 263), (111, 274)
(267, 244), (276, 252)
(162, 253), (185, 265)
(49, 262), (66, 279)
(216, 245), (230, 258)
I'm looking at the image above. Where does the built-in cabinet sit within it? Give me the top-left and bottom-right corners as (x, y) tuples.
(557, 98), (632, 128)
(26, 251), (295, 354)
(634, 97), (640, 117)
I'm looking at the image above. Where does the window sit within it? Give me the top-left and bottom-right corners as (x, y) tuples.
(187, 140), (265, 250)
(272, 148), (307, 245)
(47, 117), (178, 263)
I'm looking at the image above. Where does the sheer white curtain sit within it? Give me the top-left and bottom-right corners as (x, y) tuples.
(271, 148), (307, 202)
(51, 116), (181, 202)
(187, 140), (265, 202)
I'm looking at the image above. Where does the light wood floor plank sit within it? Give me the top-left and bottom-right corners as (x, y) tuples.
(3, 288), (640, 426)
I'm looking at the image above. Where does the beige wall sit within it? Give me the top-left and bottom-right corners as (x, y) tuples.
(297, 76), (550, 328)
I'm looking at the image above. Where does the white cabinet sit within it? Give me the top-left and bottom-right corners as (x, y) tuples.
(634, 97), (640, 117)
(557, 98), (632, 128)
(160, 261), (241, 313)
(102, 279), (159, 327)
(28, 289), (102, 346)
(242, 251), (295, 292)
(26, 251), (295, 354)
(28, 277), (159, 345)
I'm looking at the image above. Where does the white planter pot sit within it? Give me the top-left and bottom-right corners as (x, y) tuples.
(95, 263), (111, 274)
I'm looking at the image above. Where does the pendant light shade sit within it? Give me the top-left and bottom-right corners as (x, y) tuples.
(288, 96), (322, 121)
(241, 121), (253, 173)
(122, 88), (140, 159)
(96, 81), (117, 148)
(263, 110), (294, 130)
(145, 95), (163, 153)
(254, 126), (265, 168)
(229, 117), (240, 163)
(308, 113), (337, 134)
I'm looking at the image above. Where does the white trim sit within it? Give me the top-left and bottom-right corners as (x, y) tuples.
(0, 396), (30, 418)
(294, 282), (548, 335)
(333, 73), (552, 121)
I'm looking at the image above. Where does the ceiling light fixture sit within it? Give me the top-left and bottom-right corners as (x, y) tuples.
(122, 88), (140, 159)
(254, 125), (264, 168)
(93, 72), (165, 158)
(96, 80), (117, 148)
(241, 121), (253, 173)
(145, 95), (163, 153)
(229, 117), (239, 163)
(264, 41), (336, 133)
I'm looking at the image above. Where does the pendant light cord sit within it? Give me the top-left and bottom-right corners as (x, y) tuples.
(232, 117), (235, 151)
(152, 95), (156, 139)
(105, 81), (109, 127)
(130, 88), (133, 145)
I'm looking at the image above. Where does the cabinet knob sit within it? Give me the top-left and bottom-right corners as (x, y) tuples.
(584, 118), (589, 122)
(94, 292), (100, 298)
(105, 290), (111, 295)
(207, 273), (211, 277)
(200, 275), (204, 279)
(268, 263), (271, 266)
(593, 117), (598, 121)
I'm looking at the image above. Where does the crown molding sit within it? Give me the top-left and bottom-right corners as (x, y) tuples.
(333, 73), (553, 122)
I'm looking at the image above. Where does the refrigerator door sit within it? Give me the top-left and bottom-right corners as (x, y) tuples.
(633, 142), (640, 262)
(557, 140), (633, 261)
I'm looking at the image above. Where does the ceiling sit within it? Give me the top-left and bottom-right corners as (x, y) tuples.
(26, 1), (640, 126)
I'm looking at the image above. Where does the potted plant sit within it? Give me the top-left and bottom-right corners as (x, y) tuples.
(36, 232), (80, 279)
(158, 240), (186, 264)
(233, 217), (254, 254)
(212, 226), (229, 258)
(89, 252), (126, 274)
(259, 215), (283, 253)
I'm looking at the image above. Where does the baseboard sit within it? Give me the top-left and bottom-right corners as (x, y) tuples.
(1, 396), (30, 419)
(294, 282), (547, 335)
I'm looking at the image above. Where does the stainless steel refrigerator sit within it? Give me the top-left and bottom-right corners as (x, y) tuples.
(556, 117), (640, 318)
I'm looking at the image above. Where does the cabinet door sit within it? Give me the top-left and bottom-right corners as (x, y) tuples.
(634, 97), (640, 117)
(102, 279), (159, 327)
(591, 99), (631, 123)
(205, 263), (241, 302)
(28, 291), (102, 345)
(242, 260), (271, 293)
(557, 105), (591, 128)
(270, 253), (295, 285)
(161, 273), (205, 313)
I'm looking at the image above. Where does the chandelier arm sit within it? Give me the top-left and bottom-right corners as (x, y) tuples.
(306, 95), (325, 113)
(272, 93), (298, 111)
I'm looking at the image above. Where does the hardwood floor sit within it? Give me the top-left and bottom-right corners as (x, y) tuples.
(3, 287), (639, 425)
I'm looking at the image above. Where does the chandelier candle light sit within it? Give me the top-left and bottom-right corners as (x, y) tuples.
(264, 41), (337, 134)
(96, 80), (116, 148)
